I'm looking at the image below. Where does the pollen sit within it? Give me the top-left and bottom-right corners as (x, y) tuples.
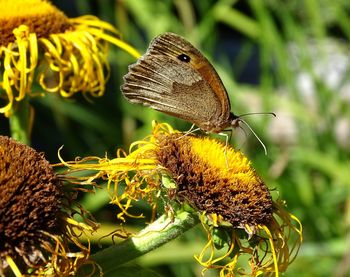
(0, 0), (72, 46)
(156, 134), (273, 228)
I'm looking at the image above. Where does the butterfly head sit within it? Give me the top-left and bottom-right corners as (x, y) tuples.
(229, 113), (241, 129)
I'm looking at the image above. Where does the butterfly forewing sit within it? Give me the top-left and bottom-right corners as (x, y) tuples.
(121, 33), (232, 132)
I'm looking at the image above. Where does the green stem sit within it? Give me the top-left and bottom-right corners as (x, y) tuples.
(83, 211), (199, 275)
(9, 97), (31, 145)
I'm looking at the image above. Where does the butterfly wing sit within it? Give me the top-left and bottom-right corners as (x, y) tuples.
(121, 33), (231, 132)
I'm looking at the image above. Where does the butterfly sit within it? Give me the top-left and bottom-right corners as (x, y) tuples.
(121, 32), (239, 133)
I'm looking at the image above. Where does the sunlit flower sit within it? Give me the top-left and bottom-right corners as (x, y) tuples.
(0, 135), (98, 276)
(0, 0), (140, 116)
(61, 122), (302, 276)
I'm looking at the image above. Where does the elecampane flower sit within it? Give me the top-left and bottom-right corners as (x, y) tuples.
(0, 0), (140, 116)
(61, 122), (302, 276)
(0, 135), (97, 276)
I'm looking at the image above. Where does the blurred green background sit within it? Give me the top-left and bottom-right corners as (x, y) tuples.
(2, 0), (350, 276)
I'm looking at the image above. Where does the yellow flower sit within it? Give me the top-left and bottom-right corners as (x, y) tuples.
(0, 135), (98, 276)
(61, 122), (302, 276)
(157, 132), (273, 230)
(0, 0), (140, 116)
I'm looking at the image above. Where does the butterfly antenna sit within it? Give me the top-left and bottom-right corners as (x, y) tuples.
(239, 118), (268, 155)
(238, 112), (276, 118)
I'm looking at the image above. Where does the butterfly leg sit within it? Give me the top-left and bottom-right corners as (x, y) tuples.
(175, 124), (200, 140)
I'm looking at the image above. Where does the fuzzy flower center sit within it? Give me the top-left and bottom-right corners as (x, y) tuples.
(0, 135), (63, 268)
(157, 134), (273, 228)
(0, 0), (72, 45)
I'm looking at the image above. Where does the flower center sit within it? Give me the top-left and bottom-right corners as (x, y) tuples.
(0, 0), (72, 45)
(156, 134), (273, 227)
(0, 135), (64, 266)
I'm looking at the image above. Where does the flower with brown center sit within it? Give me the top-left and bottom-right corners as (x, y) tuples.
(0, 135), (97, 276)
(61, 122), (302, 276)
(0, 0), (140, 116)
(157, 133), (273, 230)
